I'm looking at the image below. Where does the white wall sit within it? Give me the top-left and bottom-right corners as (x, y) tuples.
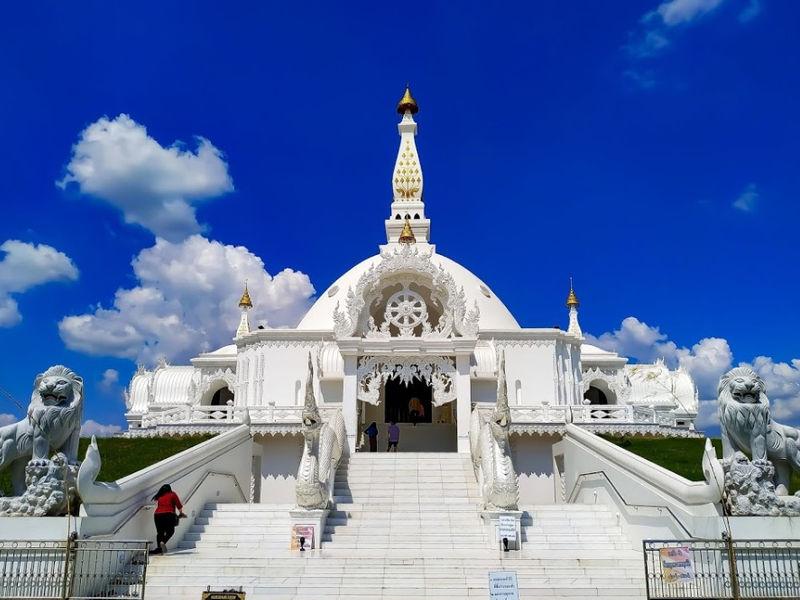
(511, 435), (557, 504)
(259, 434), (304, 504)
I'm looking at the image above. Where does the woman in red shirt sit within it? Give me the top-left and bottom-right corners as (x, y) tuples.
(150, 484), (186, 555)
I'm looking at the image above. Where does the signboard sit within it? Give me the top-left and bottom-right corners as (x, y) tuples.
(201, 591), (246, 600)
(659, 546), (695, 584)
(290, 524), (315, 550)
(497, 515), (516, 541)
(488, 570), (519, 600)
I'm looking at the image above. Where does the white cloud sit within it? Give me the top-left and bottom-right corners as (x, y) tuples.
(81, 420), (122, 438)
(589, 316), (800, 427)
(733, 183), (758, 212)
(0, 240), (79, 327)
(748, 356), (800, 421)
(99, 368), (120, 391)
(59, 235), (315, 364)
(627, 0), (727, 60)
(0, 413), (18, 426)
(57, 115), (233, 242)
(587, 316), (732, 398)
(656, 0), (725, 26)
(738, 0), (761, 22)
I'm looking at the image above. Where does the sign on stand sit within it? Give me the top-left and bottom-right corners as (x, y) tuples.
(201, 589), (246, 600)
(497, 515), (516, 542)
(290, 524), (315, 550)
(488, 570), (519, 600)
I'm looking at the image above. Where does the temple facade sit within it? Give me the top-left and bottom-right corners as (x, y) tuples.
(123, 88), (699, 505)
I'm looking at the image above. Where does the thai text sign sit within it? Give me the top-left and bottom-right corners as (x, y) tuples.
(498, 515), (516, 540)
(290, 524), (315, 550)
(659, 546), (694, 584)
(488, 570), (519, 600)
(201, 592), (246, 600)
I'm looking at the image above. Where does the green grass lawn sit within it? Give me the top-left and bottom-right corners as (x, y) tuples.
(0, 435), (214, 496)
(601, 434), (800, 493)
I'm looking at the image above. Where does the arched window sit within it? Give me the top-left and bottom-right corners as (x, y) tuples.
(583, 380), (617, 405)
(210, 387), (234, 406)
(515, 380), (522, 405)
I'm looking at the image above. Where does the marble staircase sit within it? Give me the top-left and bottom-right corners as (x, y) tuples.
(145, 452), (646, 599)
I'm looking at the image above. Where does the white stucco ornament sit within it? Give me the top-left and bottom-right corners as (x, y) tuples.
(333, 243), (479, 339)
(718, 366), (800, 498)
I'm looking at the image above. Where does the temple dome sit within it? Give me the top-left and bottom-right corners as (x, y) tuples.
(297, 250), (520, 331)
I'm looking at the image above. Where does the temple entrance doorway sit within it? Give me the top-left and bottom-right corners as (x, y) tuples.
(359, 377), (457, 452)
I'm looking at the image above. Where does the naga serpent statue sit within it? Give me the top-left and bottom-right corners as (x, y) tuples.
(469, 351), (519, 511)
(295, 353), (346, 510)
(718, 365), (800, 496)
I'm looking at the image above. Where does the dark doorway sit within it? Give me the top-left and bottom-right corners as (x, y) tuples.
(384, 377), (432, 423)
(583, 386), (609, 405)
(210, 387), (234, 406)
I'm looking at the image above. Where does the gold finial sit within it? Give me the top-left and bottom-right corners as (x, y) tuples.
(396, 85), (419, 115)
(238, 282), (253, 309)
(566, 277), (579, 308)
(398, 216), (416, 244)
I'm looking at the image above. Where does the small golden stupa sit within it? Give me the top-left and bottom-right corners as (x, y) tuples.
(238, 283), (253, 309)
(396, 86), (419, 115)
(566, 278), (579, 308)
(398, 217), (416, 244)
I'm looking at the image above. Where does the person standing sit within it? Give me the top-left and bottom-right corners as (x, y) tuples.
(387, 421), (400, 452)
(150, 484), (186, 555)
(364, 421), (379, 452)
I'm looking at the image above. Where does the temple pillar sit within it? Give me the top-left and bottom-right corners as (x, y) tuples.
(342, 354), (359, 452)
(455, 352), (472, 453)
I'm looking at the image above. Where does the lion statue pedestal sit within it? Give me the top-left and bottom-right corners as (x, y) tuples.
(0, 365), (84, 517)
(717, 366), (800, 516)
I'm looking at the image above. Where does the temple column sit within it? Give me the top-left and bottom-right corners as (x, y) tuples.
(342, 353), (359, 453)
(455, 352), (472, 453)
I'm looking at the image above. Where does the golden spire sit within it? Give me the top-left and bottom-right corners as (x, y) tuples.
(566, 277), (579, 308)
(398, 216), (416, 244)
(238, 282), (253, 309)
(396, 85), (419, 115)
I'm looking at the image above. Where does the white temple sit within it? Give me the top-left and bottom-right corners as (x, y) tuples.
(124, 87), (699, 506)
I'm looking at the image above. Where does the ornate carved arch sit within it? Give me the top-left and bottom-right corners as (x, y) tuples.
(193, 368), (236, 405)
(581, 367), (630, 403)
(357, 355), (457, 407)
(333, 244), (479, 339)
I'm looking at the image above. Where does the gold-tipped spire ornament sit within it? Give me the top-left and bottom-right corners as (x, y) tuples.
(396, 85), (419, 115)
(565, 277), (579, 308)
(238, 283), (253, 309)
(398, 216), (416, 244)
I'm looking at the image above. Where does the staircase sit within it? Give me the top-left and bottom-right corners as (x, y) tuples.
(145, 452), (646, 599)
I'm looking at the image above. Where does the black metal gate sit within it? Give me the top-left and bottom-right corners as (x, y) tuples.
(0, 539), (149, 600)
(644, 539), (800, 599)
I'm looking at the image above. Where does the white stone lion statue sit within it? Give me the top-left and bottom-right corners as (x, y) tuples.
(718, 366), (800, 495)
(0, 365), (84, 495)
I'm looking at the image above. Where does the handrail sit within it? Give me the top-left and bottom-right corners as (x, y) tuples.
(566, 470), (696, 538)
(105, 470), (246, 536)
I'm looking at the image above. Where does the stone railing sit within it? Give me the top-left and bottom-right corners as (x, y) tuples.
(132, 404), (339, 437)
(507, 404), (698, 437)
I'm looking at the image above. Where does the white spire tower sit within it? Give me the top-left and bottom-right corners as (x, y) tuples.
(386, 86), (430, 244)
(236, 282), (253, 338)
(566, 278), (582, 337)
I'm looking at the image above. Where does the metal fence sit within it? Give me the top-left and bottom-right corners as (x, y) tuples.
(0, 539), (149, 600)
(644, 539), (800, 599)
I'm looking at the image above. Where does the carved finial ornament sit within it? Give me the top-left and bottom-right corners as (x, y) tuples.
(396, 85), (419, 114)
(566, 277), (579, 308)
(239, 282), (253, 309)
(398, 216), (416, 244)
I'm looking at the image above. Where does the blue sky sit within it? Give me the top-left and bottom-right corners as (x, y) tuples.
(0, 0), (798, 435)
